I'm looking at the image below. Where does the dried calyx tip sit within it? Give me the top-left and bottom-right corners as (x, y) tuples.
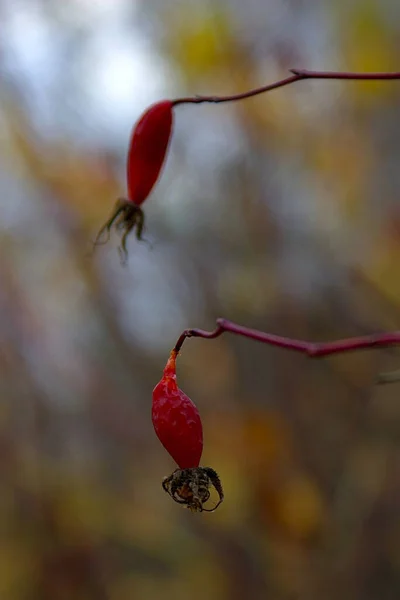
(162, 466), (224, 513)
(92, 198), (146, 263)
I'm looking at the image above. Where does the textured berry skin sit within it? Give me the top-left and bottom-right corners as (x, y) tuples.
(127, 100), (173, 206)
(152, 350), (203, 469)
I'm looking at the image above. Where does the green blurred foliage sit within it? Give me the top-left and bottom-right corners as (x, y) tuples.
(1, 1), (400, 599)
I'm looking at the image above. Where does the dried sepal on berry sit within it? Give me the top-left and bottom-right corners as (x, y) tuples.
(92, 197), (146, 265)
(93, 100), (173, 263)
(162, 467), (224, 513)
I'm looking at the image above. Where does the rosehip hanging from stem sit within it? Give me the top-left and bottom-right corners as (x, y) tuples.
(152, 350), (203, 469)
(93, 100), (173, 263)
(152, 350), (224, 513)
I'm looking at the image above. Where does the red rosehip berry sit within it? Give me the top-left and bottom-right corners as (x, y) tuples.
(127, 100), (173, 207)
(152, 350), (203, 469)
(152, 350), (224, 513)
(93, 100), (173, 263)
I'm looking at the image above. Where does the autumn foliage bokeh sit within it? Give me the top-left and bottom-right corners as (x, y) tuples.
(1, 1), (400, 599)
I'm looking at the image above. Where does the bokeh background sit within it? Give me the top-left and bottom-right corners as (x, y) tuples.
(1, 0), (400, 599)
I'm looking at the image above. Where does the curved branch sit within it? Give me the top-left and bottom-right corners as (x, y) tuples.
(172, 69), (400, 107)
(174, 318), (400, 358)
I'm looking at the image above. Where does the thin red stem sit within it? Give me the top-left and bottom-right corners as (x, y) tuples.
(171, 69), (400, 107)
(173, 318), (400, 358)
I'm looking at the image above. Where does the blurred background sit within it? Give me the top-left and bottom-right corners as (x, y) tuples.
(1, 0), (400, 598)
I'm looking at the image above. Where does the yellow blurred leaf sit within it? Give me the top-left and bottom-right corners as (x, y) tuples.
(164, 6), (236, 82)
(55, 478), (112, 541)
(366, 235), (400, 309)
(242, 410), (293, 472)
(307, 128), (372, 221)
(343, 1), (397, 106)
(0, 539), (38, 598)
(276, 474), (325, 540)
